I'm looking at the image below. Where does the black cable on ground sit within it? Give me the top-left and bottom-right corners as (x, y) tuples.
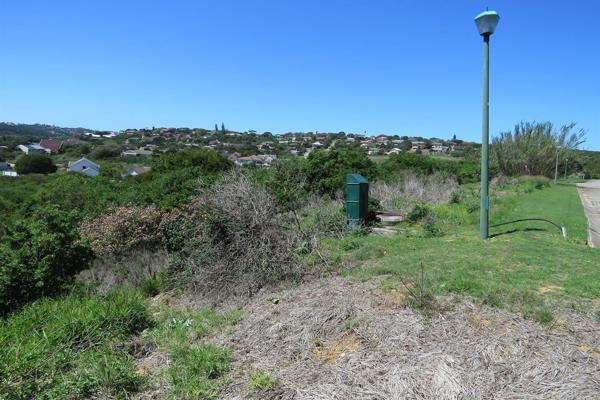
(490, 218), (566, 237)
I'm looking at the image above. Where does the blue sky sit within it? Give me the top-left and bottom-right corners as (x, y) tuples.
(1, 1), (598, 149)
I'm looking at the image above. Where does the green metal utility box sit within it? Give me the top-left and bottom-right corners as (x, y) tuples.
(346, 173), (369, 229)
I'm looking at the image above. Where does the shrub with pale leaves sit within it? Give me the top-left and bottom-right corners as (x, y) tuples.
(80, 205), (163, 257)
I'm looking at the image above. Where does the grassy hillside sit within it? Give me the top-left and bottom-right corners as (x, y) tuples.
(335, 183), (599, 324)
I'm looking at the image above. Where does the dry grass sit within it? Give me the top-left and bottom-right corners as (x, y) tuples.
(370, 172), (459, 211)
(78, 250), (167, 293)
(216, 277), (600, 400)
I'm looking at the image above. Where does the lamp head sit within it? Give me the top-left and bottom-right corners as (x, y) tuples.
(475, 10), (500, 36)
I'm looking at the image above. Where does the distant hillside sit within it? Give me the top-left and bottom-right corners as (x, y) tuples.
(0, 122), (96, 137)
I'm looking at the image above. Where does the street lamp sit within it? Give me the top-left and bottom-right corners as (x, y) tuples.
(554, 145), (561, 183)
(475, 10), (500, 240)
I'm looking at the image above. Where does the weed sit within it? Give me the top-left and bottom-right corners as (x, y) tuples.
(249, 371), (279, 391)
(401, 263), (438, 316)
(141, 306), (242, 399)
(406, 204), (430, 223)
(168, 344), (232, 399)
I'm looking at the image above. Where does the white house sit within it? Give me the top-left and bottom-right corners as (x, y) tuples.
(18, 144), (49, 154)
(68, 157), (100, 177)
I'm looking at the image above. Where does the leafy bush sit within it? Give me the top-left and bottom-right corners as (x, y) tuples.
(0, 290), (150, 399)
(406, 204), (431, 223)
(380, 153), (480, 184)
(305, 149), (377, 197)
(15, 154), (57, 174)
(90, 144), (122, 160)
(153, 148), (232, 175)
(259, 158), (308, 211)
(0, 206), (93, 314)
(79, 205), (163, 257)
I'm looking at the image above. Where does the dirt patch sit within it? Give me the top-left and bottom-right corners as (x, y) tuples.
(216, 276), (600, 399)
(375, 288), (407, 306)
(315, 334), (362, 362)
(538, 285), (565, 294)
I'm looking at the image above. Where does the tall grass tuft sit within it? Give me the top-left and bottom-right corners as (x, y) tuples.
(0, 290), (151, 399)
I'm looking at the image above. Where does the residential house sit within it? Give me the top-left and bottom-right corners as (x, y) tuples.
(386, 148), (402, 155)
(39, 139), (64, 153)
(68, 157), (100, 177)
(431, 142), (449, 153)
(234, 154), (277, 167)
(18, 144), (49, 154)
(121, 148), (153, 156)
(0, 162), (16, 176)
(123, 166), (151, 177)
(235, 155), (265, 167)
(410, 141), (425, 152)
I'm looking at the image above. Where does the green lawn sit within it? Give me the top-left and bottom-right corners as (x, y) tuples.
(335, 183), (599, 323)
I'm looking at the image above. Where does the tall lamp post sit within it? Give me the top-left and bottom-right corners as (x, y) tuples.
(475, 10), (500, 240)
(554, 145), (561, 184)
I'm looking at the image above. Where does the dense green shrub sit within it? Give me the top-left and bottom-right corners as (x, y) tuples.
(305, 149), (377, 196)
(154, 148), (232, 174)
(15, 154), (57, 174)
(0, 290), (150, 399)
(259, 158), (308, 211)
(380, 153), (480, 184)
(90, 144), (122, 160)
(0, 206), (93, 314)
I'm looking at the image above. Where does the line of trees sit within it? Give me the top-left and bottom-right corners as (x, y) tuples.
(492, 122), (586, 177)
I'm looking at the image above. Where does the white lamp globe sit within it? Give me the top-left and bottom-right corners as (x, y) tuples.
(475, 10), (500, 36)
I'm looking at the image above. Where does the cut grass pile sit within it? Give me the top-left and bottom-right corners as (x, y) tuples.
(335, 182), (599, 324)
(0, 290), (150, 399)
(140, 304), (243, 399)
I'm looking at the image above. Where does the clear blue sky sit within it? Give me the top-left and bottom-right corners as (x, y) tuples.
(1, 1), (598, 149)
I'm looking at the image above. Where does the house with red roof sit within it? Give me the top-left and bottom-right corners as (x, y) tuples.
(39, 139), (64, 153)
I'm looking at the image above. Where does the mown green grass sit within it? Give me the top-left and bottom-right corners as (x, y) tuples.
(141, 304), (243, 399)
(336, 183), (599, 323)
(0, 290), (150, 400)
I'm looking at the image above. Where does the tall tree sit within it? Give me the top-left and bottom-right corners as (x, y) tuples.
(221, 122), (225, 132)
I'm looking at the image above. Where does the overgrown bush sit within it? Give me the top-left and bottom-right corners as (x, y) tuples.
(171, 172), (304, 295)
(299, 196), (349, 238)
(90, 144), (122, 160)
(15, 153), (57, 174)
(304, 149), (377, 197)
(0, 206), (93, 314)
(79, 205), (163, 257)
(380, 153), (480, 184)
(153, 148), (232, 175)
